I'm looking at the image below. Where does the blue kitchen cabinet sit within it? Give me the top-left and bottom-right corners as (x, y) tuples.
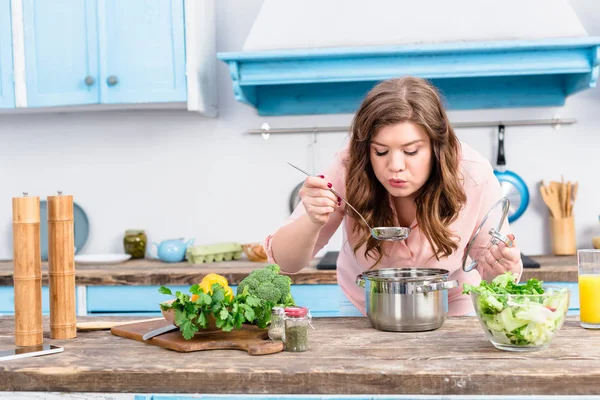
(0, 0), (15, 108)
(0, 286), (51, 315)
(22, 0), (100, 107)
(97, 0), (187, 104)
(0, 286), (80, 315)
(84, 282), (581, 317)
(135, 396), (412, 400)
(20, 0), (186, 108)
(85, 284), (363, 317)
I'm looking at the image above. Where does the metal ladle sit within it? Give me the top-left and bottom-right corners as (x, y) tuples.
(287, 162), (411, 241)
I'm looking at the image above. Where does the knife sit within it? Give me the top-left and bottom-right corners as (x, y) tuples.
(142, 324), (178, 340)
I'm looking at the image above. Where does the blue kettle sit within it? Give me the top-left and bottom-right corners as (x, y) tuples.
(153, 238), (194, 263)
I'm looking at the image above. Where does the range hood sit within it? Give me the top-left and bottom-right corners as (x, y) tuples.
(218, 0), (600, 116)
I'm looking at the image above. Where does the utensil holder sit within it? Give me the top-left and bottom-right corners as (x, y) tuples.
(47, 192), (76, 339)
(550, 216), (576, 255)
(12, 193), (43, 346)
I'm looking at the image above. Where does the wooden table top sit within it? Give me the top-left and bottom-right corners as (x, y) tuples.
(0, 315), (598, 396)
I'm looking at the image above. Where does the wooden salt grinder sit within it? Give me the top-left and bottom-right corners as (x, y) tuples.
(12, 192), (43, 346)
(47, 191), (76, 339)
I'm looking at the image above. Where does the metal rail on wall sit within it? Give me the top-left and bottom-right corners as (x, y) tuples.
(248, 118), (577, 138)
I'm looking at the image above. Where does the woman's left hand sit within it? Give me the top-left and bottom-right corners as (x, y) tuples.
(480, 234), (521, 274)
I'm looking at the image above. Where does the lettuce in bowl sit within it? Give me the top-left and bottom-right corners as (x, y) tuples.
(464, 272), (570, 351)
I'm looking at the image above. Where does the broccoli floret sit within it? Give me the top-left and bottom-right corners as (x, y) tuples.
(249, 268), (277, 283)
(272, 275), (291, 302)
(282, 292), (295, 307)
(237, 264), (296, 328)
(257, 282), (282, 304)
(265, 264), (280, 274)
(237, 264), (294, 306)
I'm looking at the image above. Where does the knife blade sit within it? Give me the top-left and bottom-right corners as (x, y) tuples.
(142, 324), (178, 340)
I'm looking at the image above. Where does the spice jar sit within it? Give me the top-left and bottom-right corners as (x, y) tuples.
(283, 306), (313, 352)
(123, 230), (147, 259)
(268, 306), (284, 341)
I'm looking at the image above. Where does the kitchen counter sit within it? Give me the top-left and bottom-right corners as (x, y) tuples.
(0, 254), (578, 286)
(0, 315), (599, 397)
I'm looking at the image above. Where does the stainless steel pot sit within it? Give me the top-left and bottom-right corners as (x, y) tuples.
(356, 268), (458, 332)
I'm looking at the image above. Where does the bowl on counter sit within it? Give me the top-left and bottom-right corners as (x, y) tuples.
(471, 285), (570, 352)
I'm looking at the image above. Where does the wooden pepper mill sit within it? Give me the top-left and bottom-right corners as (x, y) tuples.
(12, 192), (43, 346)
(47, 191), (76, 339)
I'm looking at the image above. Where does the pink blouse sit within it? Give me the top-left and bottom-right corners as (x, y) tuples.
(264, 141), (523, 317)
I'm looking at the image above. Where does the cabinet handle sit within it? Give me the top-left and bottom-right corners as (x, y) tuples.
(84, 76), (95, 86)
(107, 75), (119, 86)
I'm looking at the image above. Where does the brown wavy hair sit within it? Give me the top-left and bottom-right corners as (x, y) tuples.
(345, 77), (466, 265)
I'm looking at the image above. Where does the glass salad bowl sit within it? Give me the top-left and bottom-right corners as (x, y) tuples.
(466, 273), (570, 352)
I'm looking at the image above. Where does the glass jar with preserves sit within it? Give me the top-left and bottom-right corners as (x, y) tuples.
(123, 229), (147, 259)
(283, 306), (313, 352)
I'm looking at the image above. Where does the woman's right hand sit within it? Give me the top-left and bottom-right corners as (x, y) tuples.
(299, 175), (341, 226)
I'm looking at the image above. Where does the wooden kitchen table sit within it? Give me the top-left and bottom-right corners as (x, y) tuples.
(0, 315), (599, 399)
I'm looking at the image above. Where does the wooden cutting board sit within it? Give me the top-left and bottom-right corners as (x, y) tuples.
(110, 319), (283, 356)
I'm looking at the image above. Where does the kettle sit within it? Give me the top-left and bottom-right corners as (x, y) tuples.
(153, 238), (194, 263)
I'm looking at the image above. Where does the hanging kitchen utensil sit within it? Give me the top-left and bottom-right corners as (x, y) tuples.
(289, 132), (319, 214)
(493, 125), (529, 223)
(462, 197), (514, 272)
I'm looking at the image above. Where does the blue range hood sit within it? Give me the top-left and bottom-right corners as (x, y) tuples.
(218, 37), (600, 116)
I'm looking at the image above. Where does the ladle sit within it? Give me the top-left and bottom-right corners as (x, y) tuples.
(287, 162), (410, 241)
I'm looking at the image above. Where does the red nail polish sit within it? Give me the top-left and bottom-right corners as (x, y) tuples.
(327, 183), (332, 188)
(317, 175), (324, 178)
(337, 196), (341, 202)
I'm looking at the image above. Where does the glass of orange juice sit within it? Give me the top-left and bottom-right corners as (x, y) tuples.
(578, 249), (600, 329)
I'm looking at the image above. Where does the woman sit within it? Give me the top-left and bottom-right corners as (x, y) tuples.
(264, 77), (523, 316)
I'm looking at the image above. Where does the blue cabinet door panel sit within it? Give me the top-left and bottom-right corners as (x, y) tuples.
(0, 286), (51, 314)
(97, 0), (186, 104)
(86, 285), (192, 313)
(0, 286), (80, 315)
(22, 0), (99, 107)
(0, 0), (14, 108)
(85, 284), (364, 317)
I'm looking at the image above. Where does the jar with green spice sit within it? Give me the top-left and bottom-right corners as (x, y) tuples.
(283, 306), (314, 352)
(123, 230), (147, 259)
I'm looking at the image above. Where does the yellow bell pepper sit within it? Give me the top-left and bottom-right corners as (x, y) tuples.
(192, 273), (233, 302)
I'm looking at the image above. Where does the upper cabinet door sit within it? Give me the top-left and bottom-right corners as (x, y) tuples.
(97, 0), (187, 104)
(0, 0), (15, 108)
(22, 0), (99, 107)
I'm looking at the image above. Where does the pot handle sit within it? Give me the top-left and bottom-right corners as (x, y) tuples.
(356, 274), (365, 288)
(415, 280), (459, 294)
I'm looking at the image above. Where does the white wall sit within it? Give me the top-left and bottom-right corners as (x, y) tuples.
(0, 0), (599, 260)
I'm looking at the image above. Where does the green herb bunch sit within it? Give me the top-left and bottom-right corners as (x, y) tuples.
(159, 283), (265, 340)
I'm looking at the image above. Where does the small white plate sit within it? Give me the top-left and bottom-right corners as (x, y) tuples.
(74, 254), (132, 265)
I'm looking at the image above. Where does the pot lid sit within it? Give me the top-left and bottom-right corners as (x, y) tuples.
(462, 197), (513, 273)
(360, 267), (450, 282)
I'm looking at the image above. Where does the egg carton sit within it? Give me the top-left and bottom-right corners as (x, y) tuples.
(186, 242), (243, 264)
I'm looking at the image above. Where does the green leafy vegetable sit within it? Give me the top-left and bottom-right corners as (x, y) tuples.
(159, 263), (296, 339)
(464, 271), (569, 347)
(236, 264), (296, 327)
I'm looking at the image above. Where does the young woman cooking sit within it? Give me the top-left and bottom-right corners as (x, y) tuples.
(264, 76), (523, 316)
